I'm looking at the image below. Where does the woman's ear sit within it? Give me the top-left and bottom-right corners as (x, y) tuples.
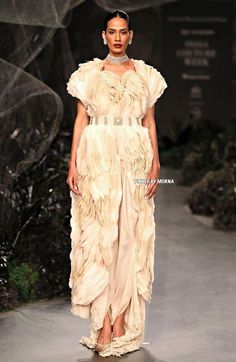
(102, 30), (106, 42)
(129, 29), (134, 41)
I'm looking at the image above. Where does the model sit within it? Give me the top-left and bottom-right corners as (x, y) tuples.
(66, 9), (167, 358)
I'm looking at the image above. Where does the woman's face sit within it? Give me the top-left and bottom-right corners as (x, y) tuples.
(102, 16), (133, 54)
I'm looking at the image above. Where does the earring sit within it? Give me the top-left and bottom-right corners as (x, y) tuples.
(103, 39), (107, 45)
(128, 39), (132, 45)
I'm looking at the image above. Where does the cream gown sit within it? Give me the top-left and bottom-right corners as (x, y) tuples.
(66, 57), (167, 357)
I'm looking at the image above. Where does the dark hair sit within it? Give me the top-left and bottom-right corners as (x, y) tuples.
(103, 9), (132, 31)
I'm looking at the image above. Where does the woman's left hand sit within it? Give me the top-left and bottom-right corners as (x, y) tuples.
(144, 167), (160, 199)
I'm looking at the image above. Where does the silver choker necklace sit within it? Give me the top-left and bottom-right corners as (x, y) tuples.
(106, 53), (129, 64)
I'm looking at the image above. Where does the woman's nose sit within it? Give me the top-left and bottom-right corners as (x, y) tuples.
(115, 33), (121, 41)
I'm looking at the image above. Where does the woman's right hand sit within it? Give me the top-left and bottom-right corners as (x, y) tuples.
(66, 164), (82, 196)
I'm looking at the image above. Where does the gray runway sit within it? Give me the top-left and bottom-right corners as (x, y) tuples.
(1, 167), (236, 362)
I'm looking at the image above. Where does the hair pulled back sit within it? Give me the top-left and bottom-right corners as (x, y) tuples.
(103, 9), (132, 31)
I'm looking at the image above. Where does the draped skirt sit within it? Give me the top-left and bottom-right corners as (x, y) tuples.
(69, 123), (156, 357)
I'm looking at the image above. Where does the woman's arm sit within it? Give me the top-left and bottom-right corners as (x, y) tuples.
(68, 100), (89, 168)
(142, 105), (160, 172)
(67, 100), (89, 195)
(142, 105), (161, 199)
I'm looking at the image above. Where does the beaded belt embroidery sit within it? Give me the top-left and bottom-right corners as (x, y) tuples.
(89, 116), (143, 126)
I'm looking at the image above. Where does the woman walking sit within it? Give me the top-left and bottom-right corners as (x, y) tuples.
(66, 9), (167, 357)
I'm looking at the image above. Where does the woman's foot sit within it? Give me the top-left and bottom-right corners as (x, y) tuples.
(112, 325), (125, 338)
(112, 312), (125, 338)
(95, 328), (112, 352)
(95, 314), (112, 353)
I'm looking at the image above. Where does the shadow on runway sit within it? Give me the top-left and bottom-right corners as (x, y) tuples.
(75, 346), (168, 362)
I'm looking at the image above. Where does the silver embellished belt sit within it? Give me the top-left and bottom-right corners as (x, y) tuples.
(89, 115), (143, 126)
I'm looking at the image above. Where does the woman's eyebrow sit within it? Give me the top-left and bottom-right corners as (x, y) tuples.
(107, 27), (128, 30)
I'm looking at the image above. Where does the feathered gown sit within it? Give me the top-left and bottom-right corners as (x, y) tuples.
(66, 57), (167, 357)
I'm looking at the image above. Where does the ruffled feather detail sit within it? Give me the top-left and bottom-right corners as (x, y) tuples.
(66, 57), (167, 116)
(86, 66), (149, 117)
(66, 59), (98, 109)
(143, 62), (168, 108)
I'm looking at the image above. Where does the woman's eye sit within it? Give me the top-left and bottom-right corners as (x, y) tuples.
(108, 31), (127, 35)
